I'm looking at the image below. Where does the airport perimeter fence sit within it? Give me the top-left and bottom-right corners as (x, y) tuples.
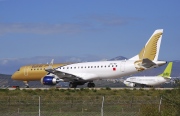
(0, 95), (179, 116)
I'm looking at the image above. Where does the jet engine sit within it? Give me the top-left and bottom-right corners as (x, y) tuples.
(40, 76), (62, 85)
(128, 82), (136, 87)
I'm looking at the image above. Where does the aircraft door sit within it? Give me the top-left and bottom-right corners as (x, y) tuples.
(24, 66), (29, 76)
(120, 61), (126, 72)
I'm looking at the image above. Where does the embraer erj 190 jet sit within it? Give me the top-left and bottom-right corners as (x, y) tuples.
(11, 29), (166, 88)
(123, 62), (173, 88)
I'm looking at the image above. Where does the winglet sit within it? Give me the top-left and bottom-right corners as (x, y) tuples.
(45, 59), (54, 73)
(129, 29), (163, 61)
(158, 62), (173, 78)
(50, 59), (54, 65)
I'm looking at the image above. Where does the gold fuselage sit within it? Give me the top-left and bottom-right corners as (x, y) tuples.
(11, 63), (66, 81)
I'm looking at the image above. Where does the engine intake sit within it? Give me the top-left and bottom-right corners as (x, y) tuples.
(128, 82), (136, 87)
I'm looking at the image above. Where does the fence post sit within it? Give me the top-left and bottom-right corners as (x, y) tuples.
(60, 108), (61, 113)
(39, 96), (41, 116)
(101, 96), (104, 116)
(82, 108), (83, 114)
(158, 96), (162, 113)
(131, 96), (134, 108)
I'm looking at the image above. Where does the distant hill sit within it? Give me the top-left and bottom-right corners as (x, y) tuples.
(0, 55), (129, 74)
(1, 60), (180, 88)
(0, 55), (108, 74)
(0, 55), (180, 88)
(109, 56), (127, 60)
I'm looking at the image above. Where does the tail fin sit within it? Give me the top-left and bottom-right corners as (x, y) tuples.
(129, 29), (163, 61)
(158, 62), (173, 78)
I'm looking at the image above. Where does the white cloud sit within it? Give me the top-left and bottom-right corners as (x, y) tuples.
(77, 14), (130, 27)
(0, 15), (135, 35)
(0, 23), (83, 35)
(90, 15), (127, 26)
(1, 59), (8, 65)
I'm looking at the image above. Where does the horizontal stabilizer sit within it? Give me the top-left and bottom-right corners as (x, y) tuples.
(141, 58), (156, 68)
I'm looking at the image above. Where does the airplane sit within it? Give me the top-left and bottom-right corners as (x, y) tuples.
(123, 62), (173, 88)
(11, 29), (167, 88)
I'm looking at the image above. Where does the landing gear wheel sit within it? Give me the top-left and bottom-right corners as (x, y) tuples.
(87, 82), (95, 88)
(25, 84), (29, 88)
(69, 82), (77, 88)
(25, 86), (29, 88)
(141, 84), (145, 88)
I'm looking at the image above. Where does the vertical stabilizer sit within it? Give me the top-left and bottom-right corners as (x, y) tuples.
(129, 29), (163, 61)
(158, 62), (173, 78)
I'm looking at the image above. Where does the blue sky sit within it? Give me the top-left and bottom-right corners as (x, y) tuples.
(0, 0), (180, 61)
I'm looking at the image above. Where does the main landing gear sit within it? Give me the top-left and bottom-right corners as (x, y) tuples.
(69, 82), (95, 88)
(87, 82), (95, 88)
(69, 82), (77, 88)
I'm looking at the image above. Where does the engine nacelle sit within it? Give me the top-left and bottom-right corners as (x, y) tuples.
(128, 82), (136, 87)
(41, 76), (59, 85)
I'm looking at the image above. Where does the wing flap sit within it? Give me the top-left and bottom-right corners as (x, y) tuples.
(45, 67), (81, 81)
(45, 67), (97, 82)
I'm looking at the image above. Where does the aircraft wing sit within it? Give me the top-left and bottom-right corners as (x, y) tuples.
(45, 66), (98, 82)
(45, 66), (83, 82)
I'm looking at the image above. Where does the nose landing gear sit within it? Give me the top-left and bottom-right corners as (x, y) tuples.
(23, 81), (29, 88)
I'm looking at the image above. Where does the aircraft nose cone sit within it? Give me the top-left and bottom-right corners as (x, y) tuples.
(11, 74), (15, 79)
(11, 73), (17, 80)
(123, 80), (127, 85)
